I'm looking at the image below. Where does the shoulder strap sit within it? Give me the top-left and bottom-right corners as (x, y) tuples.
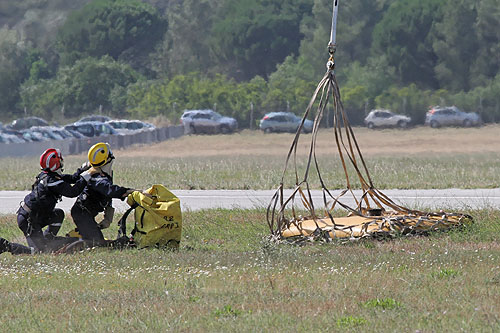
(32, 172), (46, 190)
(117, 203), (139, 239)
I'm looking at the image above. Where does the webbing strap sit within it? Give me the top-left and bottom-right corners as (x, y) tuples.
(265, 0), (470, 241)
(117, 203), (139, 239)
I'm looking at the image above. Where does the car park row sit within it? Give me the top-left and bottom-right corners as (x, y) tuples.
(0, 115), (158, 144)
(1, 104), (485, 146)
(255, 106), (482, 133)
(364, 106), (482, 129)
(1, 115), (184, 157)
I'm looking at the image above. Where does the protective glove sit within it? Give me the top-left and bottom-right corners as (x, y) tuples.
(122, 189), (136, 198)
(80, 167), (100, 182)
(80, 161), (91, 171)
(142, 191), (153, 199)
(98, 206), (115, 229)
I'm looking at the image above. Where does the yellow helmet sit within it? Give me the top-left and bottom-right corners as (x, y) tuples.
(87, 142), (114, 167)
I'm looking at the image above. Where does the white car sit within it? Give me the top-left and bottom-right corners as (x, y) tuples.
(364, 109), (411, 129)
(106, 120), (155, 134)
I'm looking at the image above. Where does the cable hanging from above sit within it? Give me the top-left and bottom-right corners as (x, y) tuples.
(266, 0), (472, 243)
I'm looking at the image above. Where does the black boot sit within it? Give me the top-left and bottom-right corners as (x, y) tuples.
(0, 237), (11, 254)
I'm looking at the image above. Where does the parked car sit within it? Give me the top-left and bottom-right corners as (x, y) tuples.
(65, 121), (117, 137)
(364, 109), (411, 129)
(106, 120), (155, 133)
(127, 120), (154, 129)
(0, 131), (25, 143)
(180, 109), (238, 134)
(77, 115), (112, 123)
(29, 126), (65, 141)
(425, 106), (482, 128)
(51, 127), (79, 139)
(8, 117), (49, 130)
(259, 112), (313, 133)
(0, 133), (14, 144)
(20, 129), (47, 142)
(57, 127), (84, 139)
(1, 128), (29, 142)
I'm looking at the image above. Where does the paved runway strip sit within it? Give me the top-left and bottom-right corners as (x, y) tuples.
(1, 189), (499, 214)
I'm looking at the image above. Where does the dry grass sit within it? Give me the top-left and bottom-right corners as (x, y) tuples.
(1, 125), (499, 191)
(116, 125), (500, 159)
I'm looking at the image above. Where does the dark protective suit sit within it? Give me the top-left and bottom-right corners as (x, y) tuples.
(71, 172), (130, 245)
(12, 170), (87, 254)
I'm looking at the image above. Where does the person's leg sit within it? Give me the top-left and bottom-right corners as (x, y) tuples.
(0, 238), (11, 254)
(17, 211), (30, 237)
(9, 212), (76, 255)
(1, 237), (35, 255)
(43, 208), (65, 239)
(17, 213), (47, 252)
(25, 230), (48, 253)
(70, 204), (105, 246)
(44, 236), (81, 253)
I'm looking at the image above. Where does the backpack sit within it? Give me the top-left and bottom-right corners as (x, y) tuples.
(118, 185), (182, 249)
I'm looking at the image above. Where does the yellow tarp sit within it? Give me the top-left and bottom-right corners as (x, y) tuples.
(281, 213), (470, 240)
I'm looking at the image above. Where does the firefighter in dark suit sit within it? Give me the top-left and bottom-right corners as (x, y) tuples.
(0, 148), (93, 255)
(70, 142), (134, 246)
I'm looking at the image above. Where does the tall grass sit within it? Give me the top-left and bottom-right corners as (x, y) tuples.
(0, 152), (499, 190)
(1, 209), (500, 331)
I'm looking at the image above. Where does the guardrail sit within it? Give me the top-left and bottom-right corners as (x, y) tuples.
(0, 125), (184, 157)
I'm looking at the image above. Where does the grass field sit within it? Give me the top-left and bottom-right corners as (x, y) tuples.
(1, 208), (500, 331)
(0, 125), (499, 190)
(1, 125), (499, 331)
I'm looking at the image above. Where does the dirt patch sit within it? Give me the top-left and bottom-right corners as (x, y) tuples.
(116, 125), (500, 159)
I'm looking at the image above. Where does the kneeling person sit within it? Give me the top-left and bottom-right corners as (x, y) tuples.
(11, 148), (93, 254)
(71, 143), (134, 246)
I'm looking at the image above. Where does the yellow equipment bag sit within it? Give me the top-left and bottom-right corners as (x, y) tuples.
(119, 185), (182, 249)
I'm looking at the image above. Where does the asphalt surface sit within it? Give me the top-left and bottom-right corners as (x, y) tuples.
(1, 189), (499, 214)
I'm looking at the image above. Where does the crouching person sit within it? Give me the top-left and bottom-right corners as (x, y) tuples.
(70, 143), (135, 247)
(5, 148), (94, 254)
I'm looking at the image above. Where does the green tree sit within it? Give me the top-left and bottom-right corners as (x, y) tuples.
(211, 0), (313, 80)
(341, 85), (369, 125)
(299, 0), (394, 80)
(374, 84), (434, 124)
(465, 0), (500, 88)
(56, 0), (166, 74)
(126, 73), (269, 126)
(0, 28), (30, 117)
(451, 73), (500, 122)
(372, 0), (443, 89)
(24, 49), (53, 84)
(431, 0), (478, 92)
(21, 56), (140, 119)
(339, 56), (397, 106)
(152, 0), (222, 78)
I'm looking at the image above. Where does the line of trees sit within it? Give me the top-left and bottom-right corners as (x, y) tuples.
(0, 0), (499, 126)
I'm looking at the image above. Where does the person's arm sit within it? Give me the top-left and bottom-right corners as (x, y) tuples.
(98, 205), (116, 229)
(48, 177), (88, 198)
(61, 162), (91, 183)
(91, 176), (132, 199)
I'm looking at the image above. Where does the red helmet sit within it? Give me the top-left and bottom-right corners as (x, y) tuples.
(39, 148), (64, 172)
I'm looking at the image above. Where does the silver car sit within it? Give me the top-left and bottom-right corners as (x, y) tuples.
(259, 112), (313, 133)
(106, 120), (155, 134)
(364, 109), (411, 129)
(425, 106), (482, 128)
(8, 116), (49, 130)
(181, 110), (238, 134)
